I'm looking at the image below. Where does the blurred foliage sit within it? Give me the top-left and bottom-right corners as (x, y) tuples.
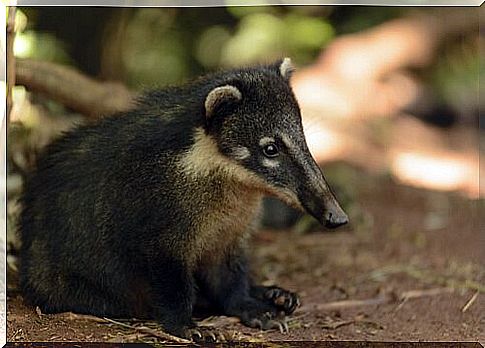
(430, 37), (480, 121)
(10, 6), (480, 129)
(14, 9), (71, 63)
(330, 6), (403, 34)
(221, 11), (334, 67)
(14, 5), (479, 119)
(15, 7), (337, 88)
(14, 30), (72, 63)
(123, 8), (192, 87)
(14, 6), (478, 114)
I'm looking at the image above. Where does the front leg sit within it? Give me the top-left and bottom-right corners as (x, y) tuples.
(148, 256), (223, 342)
(196, 247), (295, 332)
(147, 257), (196, 338)
(250, 285), (300, 316)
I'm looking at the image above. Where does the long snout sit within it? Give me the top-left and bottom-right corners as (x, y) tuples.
(301, 183), (349, 229)
(296, 155), (349, 229)
(321, 196), (349, 228)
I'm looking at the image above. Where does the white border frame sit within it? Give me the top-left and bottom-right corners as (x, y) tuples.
(0, 2), (482, 347)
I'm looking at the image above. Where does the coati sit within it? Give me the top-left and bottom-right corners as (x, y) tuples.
(19, 58), (348, 341)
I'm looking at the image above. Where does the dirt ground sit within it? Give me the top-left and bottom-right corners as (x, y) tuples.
(6, 166), (484, 344)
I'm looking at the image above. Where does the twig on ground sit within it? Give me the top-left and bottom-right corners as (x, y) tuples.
(315, 287), (454, 311)
(315, 295), (389, 311)
(62, 312), (191, 344)
(461, 291), (479, 313)
(102, 317), (192, 344)
(395, 287), (454, 311)
(107, 332), (149, 343)
(63, 312), (107, 323)
(400, 287), (454, 300)
(321, 319), (355, 330)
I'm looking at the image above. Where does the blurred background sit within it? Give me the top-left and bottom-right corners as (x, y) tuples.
(5, 6), (484, 343)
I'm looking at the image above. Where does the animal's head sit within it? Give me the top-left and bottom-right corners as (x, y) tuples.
(198, 58), (348, 228)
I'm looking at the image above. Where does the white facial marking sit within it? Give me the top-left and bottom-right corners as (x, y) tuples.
(259, 137), (275, 146)
(232, 146), (251, 160)
(280, 57), (294, 78)
(280, 133), (294, 151)
(181, 128), (263, 187)
(262, 158), (279, 168)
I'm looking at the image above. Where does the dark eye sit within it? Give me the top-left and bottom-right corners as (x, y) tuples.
(262, 143), (279, 158)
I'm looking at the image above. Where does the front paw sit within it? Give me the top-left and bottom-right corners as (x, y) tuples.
(240, 305), (289, 333)
(183, 326), (225, 343)
(242, 312), (288, 333)
(260, 286), (300, 315)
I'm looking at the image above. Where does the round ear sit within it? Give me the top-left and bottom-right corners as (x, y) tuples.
(279, 57), (295, 80)
(205, 85), (242, 119)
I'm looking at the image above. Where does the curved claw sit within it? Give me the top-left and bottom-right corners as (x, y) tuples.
(187, 327), (220, 343)
(246, 313), (290, 334)
(283, 320), (289, 334)
(191, 329), (202, 340)
(262, 318), (289, 334)
(264, 287), (301, 315)
(207, 331), (217, 342)
(286, 295), (299, 314)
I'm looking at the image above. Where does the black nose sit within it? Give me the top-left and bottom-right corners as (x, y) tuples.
(324, 211), (349, 229)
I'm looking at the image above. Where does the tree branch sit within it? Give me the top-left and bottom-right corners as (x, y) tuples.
(15, 58), (136, 119)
